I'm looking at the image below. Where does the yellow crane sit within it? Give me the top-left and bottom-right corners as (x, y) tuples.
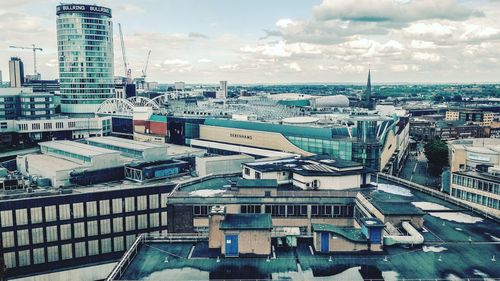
(9, 44), (43, 76)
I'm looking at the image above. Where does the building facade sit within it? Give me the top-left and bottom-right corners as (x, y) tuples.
(56, 4), (114, 114)
(9, 57), (24, 88)
(0, 184), (172, 277)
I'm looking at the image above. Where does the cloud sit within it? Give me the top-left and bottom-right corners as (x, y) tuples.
(313, 0), (482, 23)
(411, 52), (441, 62)
(188, 32), (209, 39)
(198, 58), (212, 63)
(284, 62), (302, 71)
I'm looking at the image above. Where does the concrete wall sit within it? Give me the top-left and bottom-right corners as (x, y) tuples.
(243, 166), (292, 185)
(221, 230), (271, 256)
(208, 214), (225, 249)
(196, 155), (255, 177)
(292, 174), (362, 190)
(199, 125), (313, 156)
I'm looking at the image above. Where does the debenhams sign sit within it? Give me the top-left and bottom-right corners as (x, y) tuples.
(56, 4), (112, 17)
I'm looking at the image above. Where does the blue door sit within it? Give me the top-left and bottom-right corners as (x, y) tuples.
(225, 234), (238, 257)
(321, 232), (330, 253)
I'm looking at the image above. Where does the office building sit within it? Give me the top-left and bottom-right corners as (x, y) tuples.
(56, 4), (114, 114)
(216, 80), (227, 99)
(9, 57), (24, 88)
(174, 82), (185, 91)
(447, 138), (500, 217)
(0, 88), (55, 120)
(445, 109), (495, 126)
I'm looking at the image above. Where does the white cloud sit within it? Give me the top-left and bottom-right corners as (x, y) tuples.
(284, 62), (302, 71)
(276, 18), (296, 28)
(411, 52), (441, 62)
(198, 58), (212, 63)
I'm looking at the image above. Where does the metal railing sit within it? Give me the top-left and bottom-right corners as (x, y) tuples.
(105, 234), (145, 281)
(170, 190), (358, 198)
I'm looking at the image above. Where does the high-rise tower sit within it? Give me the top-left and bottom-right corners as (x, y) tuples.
(56, 4), (114, 114)
(9, 57), (24, 87)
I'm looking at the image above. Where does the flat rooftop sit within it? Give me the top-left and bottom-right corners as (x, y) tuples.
(115, 179), (500, 280)
(24, 154), (87, 171)
(40, 140), (119, 157)
(86, 136), (166, 151)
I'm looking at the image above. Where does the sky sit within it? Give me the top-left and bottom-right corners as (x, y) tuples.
(1, 0), (500, 84)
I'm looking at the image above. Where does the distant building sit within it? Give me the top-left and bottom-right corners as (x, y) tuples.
(445, 109), (495, 126)
(174, 82), (185, 91)
(56, 4), (115, 114)
(23, 79), (60, 94)
(0, 88), (55, 120)
(9, 57), (24, 88)
(359, 69), (374, 110)
(216, 80), (227, 99)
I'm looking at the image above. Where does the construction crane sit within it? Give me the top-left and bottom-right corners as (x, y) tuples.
(142, 50), (151, 79)
(118, 23), (131, 83)
(9, 44), (43, 76)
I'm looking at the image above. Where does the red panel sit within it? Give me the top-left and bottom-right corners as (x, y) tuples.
(133, 120), (147, 126)
(149, 121), (167, 136)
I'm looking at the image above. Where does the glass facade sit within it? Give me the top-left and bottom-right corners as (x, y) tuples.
(56, 5), (114, 114)
(287, 136), (352, 160)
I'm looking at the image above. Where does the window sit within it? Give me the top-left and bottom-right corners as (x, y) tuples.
(137, 196), (147, 211)
(59, 204), (71, 220)
(86, 201), (97, 217)
(193, 205), (211, 216)
(125, 216), (135, 231)
(61, 244), (73, 260)
(0, 210), (13, 227)
(31, 207), (43, 223)
(112, 198), (123, 213)
(15, 209), (28, 225)
(244, 167), (250, 176)
(88, 240), (99, 256)
(74, 222), (85, 238)
(2, 231), (14, 248)
(255, 172), (261, 179)
(149, 213), (159, 228)
(75, 242), (86, 258)
(99, 200), (110, 215)
(241, 205), (261, 214)
(17, 229), (29, 246)
(87, 220), (98, 236)
(114, 236), (124, 252)
(47, 246), (59, 262)
(32, 227), (44, 244)
(113, 217), (123, 233)
(149, 194), (159, 209)
(100, 219), (111, 234)
(60, 224), (72, 240)
(45, 206), (57, 222)
(138, 214), (148, 229)
(73, 203), (84, 218)
(125, 197), (135, 212)
(264, 205), (286, 217)
(47, 226), (58, 242)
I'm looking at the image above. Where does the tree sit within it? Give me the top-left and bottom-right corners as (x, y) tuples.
(452, 94), (462, 102)
(424, 139), (449, 176)
(433, 94), (444, 103)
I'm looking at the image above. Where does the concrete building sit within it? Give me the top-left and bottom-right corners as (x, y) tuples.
(85, 136), (169, 162)
(447, 138), (500, 217)
(196, 154), (255, 177)
(446, 109), (496, 126)
(209, 206), (272, 256)
(174, 82), (185, 91)
(0, 115), (112, 146)
(0, 182), (173, 277)
(242, 156), (373, 190)
(0, 87), (55, 120)
(9, 57), (24, 87)
(216, 81), (228, 99)
(56, 4), (114, 114)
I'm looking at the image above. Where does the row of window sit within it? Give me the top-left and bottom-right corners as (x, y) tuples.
(193, 204), (354, 218)
(3, 235), (138, 268)
(1, 213), (165, 249)
(451, 188), (499, 210)
(0, 195), (165, 228)
(452, 174), (500, 195)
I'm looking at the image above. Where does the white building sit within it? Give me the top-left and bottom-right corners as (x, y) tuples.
(174, 82), (185, 91)
(242, 156), (373, 190)
(216, 80), (227, 99)
(86, 136), (169, 162)
(195, 154), (255, 177)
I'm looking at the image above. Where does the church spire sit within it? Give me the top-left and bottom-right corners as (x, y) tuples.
(366, 66), (371, 100)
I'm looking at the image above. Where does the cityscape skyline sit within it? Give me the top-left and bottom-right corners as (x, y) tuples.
(0, 0), (500, 84)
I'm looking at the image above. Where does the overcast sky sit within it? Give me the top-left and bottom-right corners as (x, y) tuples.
(1, 0), (500, 84)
